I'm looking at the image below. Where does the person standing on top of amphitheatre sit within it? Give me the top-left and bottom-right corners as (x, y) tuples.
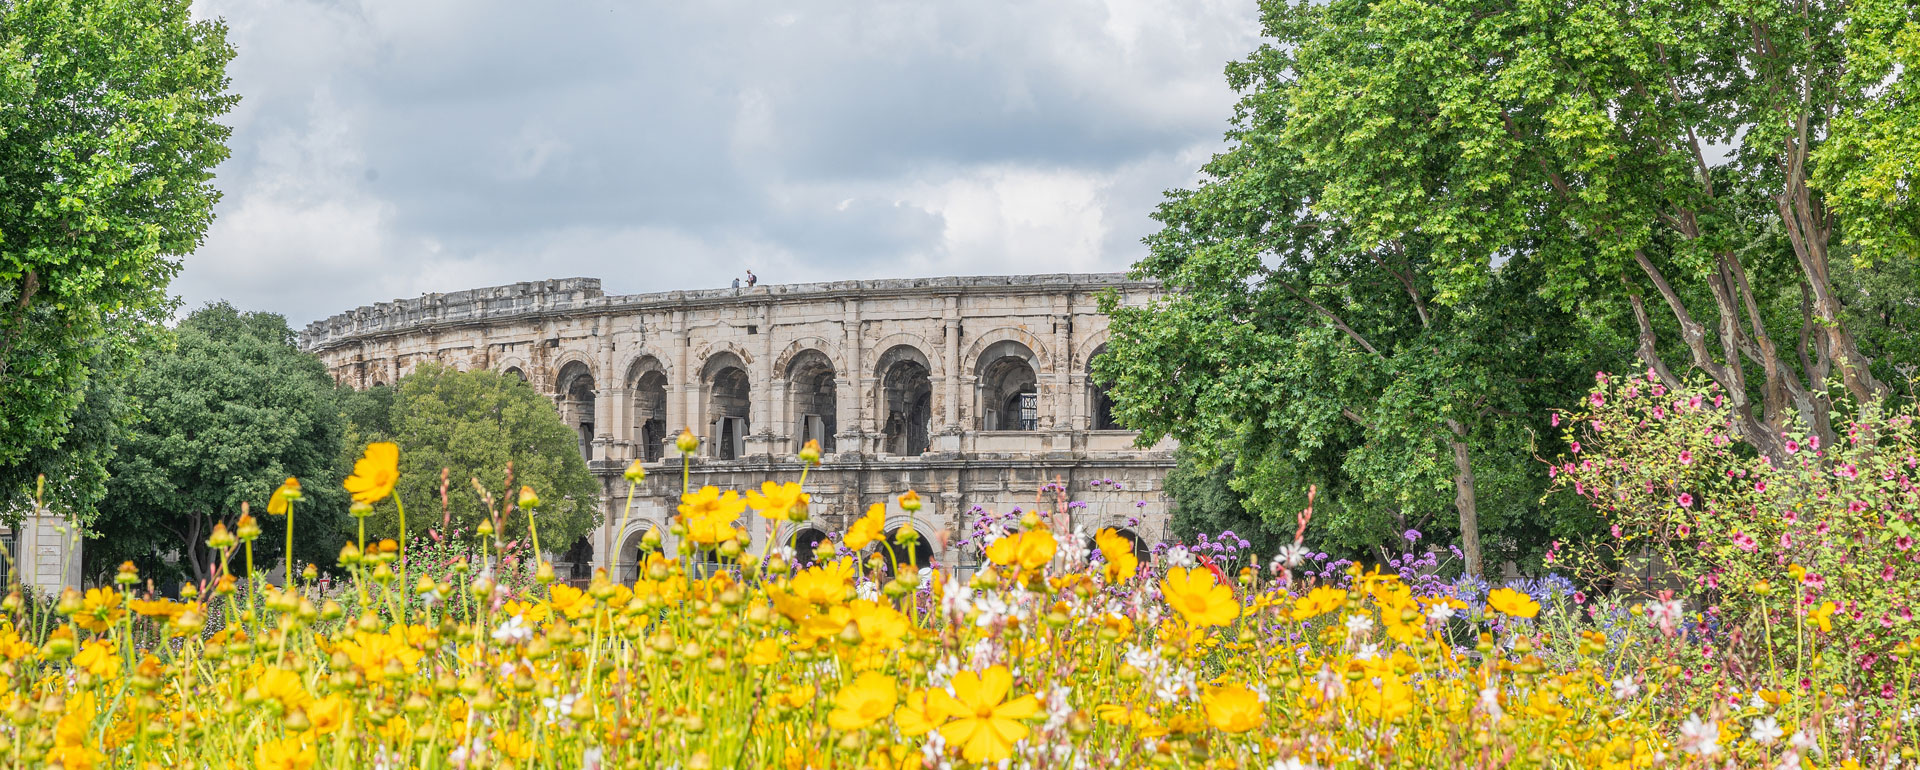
(746, 269), (757, 288)
(732, 276), (741, 293)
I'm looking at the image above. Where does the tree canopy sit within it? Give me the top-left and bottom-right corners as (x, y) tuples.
(91, 303), (349, 586)
(347, 365), (602, 554)
(0, 0), (236, 487)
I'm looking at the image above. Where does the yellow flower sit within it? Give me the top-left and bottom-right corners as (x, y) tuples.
(254, 735), (316, 770)
(1291, 586), (1348, 621)
(73, 586), (126, 633)
(927, 665), (1040, 763)
(1809, 601), (1839, 633)
(1160, 567), (1240, 627)
(1095, 528), (1139, 583)
(343, 442), (399, 504)
(258, 666), (311, 710)
(747, 481), (809, 521)
(827, 671), (898, 730)
(773, 683), (817, 711)
(985, 529), (1057, 571)
(895, 688), (958, 736)
(678, 486), (747, 545)
(73, 639), (120, 679)
(1201, 683), (1265, 733)
(849, 599), (911, 650)
(267, 477), (301, 516)
(846, 503), (886, 551)
(494, 730), (534, 761)
(306, 694), (348, 735)
(1486, 588), (1541, 619)
(547, 584), (594, 619)
(333, 628), (425, 682)
(746, 638), (785, 666)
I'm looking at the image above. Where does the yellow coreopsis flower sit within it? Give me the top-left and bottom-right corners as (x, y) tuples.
(747, 481), (810, 521)
(257, 666), (311, 710)
(1201, 683), (1266, 733)
(1160, 566), (1240, 628)
(72, 639), (119, 679)
(895, 688), (958, 736)
(1809, 601), (1839, 633)
(307, 694), (348, 735)
(845, 503), (886, 551)
(1095, 528), (1139, 583)
(1291, 586), (1348, 621)
(267, 477), (302, 516)
(746, 638), (785, 666)
(1015, 527), (1057, 570)
(547, 584), (594, 619)
(255, 735), (317, 770)
(1486, 588), (1541, 619)
(849, 599), (911, 650)
(827, 671), (898, 730)
(678, 486), (747, 545)
(343, 442), (399, 504)
(494, 730), (535, 761)
(73, 586), (125, 633)
(927, 665), (1040, 763)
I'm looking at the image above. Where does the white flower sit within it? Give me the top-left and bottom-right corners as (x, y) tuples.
(581, 747), (604, 770)
(1268, 758), (1319, 770)
(542, 691), (580, 727)
(1477, 687), (1503, 723)
(1426, 603), (1457, 622)
(491, 614), (533, 645)
(1677, 713), (1719, 757)
(1789, 729), (1817, 753)
(1747, 715), (1782, 746)
(1123, 645), (1158, 673)
(1352, 643), (1381, 661)
(1773, 751), (1801, 770)
(1165, 546), (1195, 568)
(1343, 613), (1375, 637)
(1311, 665), (1344, 700)
(1273, 544), (1309, 569)
(1610, 676), (1641, 701)
(855, 580), (880, 601)
(1043, 686), (1073, 729)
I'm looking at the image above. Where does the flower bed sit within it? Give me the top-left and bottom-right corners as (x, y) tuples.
(3, 436), (1916, 769)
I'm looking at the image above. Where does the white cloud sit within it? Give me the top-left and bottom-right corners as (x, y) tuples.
(179, 0), (1263, 323)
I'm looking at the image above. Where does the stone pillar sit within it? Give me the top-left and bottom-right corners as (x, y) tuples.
(841, 299), (866, 456)
(672, 310), (696, 459)
(11, 512), (81, 596)
(749, 303), (775, 457)
(939, 296), (963, 452)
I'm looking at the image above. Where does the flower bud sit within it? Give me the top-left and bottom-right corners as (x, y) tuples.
(518, 486), (541, 510)
(798, 439), (821, 465)
(338, 542), (362, 566)
(235, 514), (262, 543)
(624, 459), (647, 482)
(115, 561), (139, 586)
(676, 428), (701, 453)
(302, 564), (319, 582)
(206, 523), (237, 550)
(535, 561), (556, 585)
(898, 490), (922, 512)
(894, 521), (920, 546)
(640, 526), (663, 552)
(476, 519), (494, 537)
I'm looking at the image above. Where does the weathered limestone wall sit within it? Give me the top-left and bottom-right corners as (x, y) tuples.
(303, 274), (1174, 580)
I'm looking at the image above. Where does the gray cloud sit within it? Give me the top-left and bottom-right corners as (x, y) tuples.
(179, 0), (1260, 323)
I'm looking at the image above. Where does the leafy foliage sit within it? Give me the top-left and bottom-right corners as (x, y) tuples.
(90, 303), (350, 586)
(349, 364), (602, 553)
(0, 0), (236, 478)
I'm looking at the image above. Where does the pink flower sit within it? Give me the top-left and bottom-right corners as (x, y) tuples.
(1551, 413), (1560, 427)
(1679, 450), (1693, 465)
(1570, 441), (1582, 454)
(1688, 396), (1702, 409)
(1847, 500), (1868, 513)
(1589, 392), (1605, 407)
(1645, 368), (1659, 382)
(1611, 524), (1624, 538)
(1730, 532), (1756, 552)
(1786, 440), (1800, 454)
(1626, 387), (1640, 399)
(1573, 591), (1587, 604)
(1754, 481), (1767, 493)
(1896, 536), (1914, 552)
(1809, 436), (1820, 451)
(1837, 464), (1858, 479)
(1677, 493), (1694, 508)
(1652, 407), (1667, 420)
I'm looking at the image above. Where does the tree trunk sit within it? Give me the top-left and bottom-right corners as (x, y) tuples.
(1444, 420), (1484, 578)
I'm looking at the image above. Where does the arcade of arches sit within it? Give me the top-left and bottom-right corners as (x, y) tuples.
(303, 274), (1175, 580)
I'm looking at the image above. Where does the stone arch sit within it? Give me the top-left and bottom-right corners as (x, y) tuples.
(554, 360), (598, 460)
(785, 348), (839, 454)
(701, 351), (752, 460)
(866, 333), (943, 379)
(974, 339), (1040, 431)
(1085, 342), (1119, 430)
(613, 516), (665, 581)
(496, 355), (531, 383)
(690, 339), (756, 372)
(625, 354), (671, 462)
(961, 327), (1053, 375)
(785, 526), (832, 567)
(614, 348), (674, 385)
(873, 344), (934, 455)
(1075, 329), (1114, 373)
(772, 337), (847, 380)
(547, 350), (599, 393)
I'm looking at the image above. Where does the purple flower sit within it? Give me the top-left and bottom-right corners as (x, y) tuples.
(1403, 529), (1422, 543)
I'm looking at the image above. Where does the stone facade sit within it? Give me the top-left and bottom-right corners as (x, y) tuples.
(302, 274), (1173, 581)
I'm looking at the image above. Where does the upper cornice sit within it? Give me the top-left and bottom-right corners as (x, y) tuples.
(299, 273), (1155, 352)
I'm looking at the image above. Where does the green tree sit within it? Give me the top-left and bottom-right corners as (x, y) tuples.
(1164, 448), (1293, 558)
(1273, 0), (1920, 458)
(0, 0), (236, 488)
(347, 364), (601, 554)
(1098, 13), (1622, 574)
(91, 303), (349, 586)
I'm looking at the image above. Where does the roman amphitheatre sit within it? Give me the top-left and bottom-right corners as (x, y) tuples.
(300, 273), (1174, 581)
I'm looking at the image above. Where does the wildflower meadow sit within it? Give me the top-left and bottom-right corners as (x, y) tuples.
(5, 379), (1920, 770)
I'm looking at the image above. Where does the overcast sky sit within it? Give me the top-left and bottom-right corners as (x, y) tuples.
(179, 0), (1262, 324)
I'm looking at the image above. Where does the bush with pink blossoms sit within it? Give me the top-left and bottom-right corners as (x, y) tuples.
(1551, 370), (1920, 692)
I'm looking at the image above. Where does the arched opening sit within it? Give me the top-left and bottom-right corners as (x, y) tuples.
(876, 345), (933, 456)
(503, 366), (527, 382)
(787, 351), (837, 455)
(555, 361), (597, 460)
(615, 525), (655, 584)
(788, 527), (830, 567)
(628, 358), (668, 462)
(977, 340), (1039, 431)
(1087, 345), (1119, 430)
(880, 528), (934, 573)
(704, 354), (751, 460)
(559, 536), (594, 583)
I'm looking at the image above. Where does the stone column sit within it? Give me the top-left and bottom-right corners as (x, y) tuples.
(750, 303), (775, 457)
(12, 512), (81, 595)
(841, 299), (866, 456)
(672, 309), (696, 459)
(939, 295), (963, 451)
